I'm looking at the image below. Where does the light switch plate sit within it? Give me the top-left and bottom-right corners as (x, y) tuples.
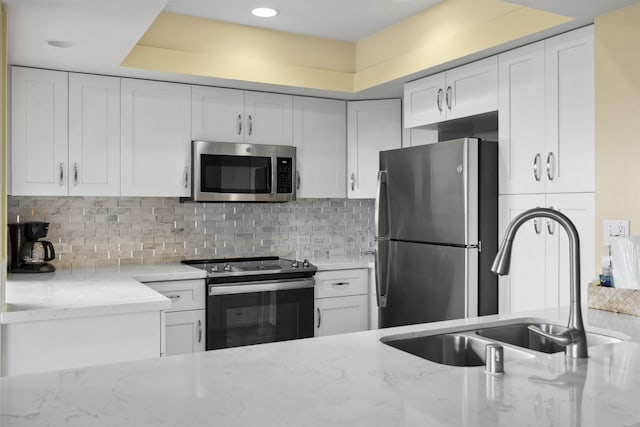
(603, 220), (630, 244)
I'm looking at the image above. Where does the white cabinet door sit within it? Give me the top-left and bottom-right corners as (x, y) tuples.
(10, 67), (68, 196)
(403, 72), (446, 128)
(498, 42), (546, 195)
(292, 97), (346, 198)
(121, 78), (191, 197)
(403, 57), (498, 128)
(244, 91), (293, 145)
(498, 27), (594, 195)
(545, 193), (595, 309)
(347, 99), (402, 199)
(445, 56), (498, 121)
(315, 295), (368, 337)
(165, 310), (206, 356)
(544, 26), (594, 194)
(192, 85), (244, 143)
(68, 73), (120, 196)
(498, 194), (547, 314)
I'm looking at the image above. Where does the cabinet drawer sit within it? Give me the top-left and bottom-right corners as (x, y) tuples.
(314, 269), (368, 299)
(146, 280), (205, 312)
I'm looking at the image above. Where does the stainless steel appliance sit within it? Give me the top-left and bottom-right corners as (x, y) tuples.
(8, 222), (56, 273)
(182, 257), (316, 350)
(186, 140), (297, 203)
(376, 137), (498, 328)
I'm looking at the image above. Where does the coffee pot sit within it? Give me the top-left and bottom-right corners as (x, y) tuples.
(20, 240), (55, 264)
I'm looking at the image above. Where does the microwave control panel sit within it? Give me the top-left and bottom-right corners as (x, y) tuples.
(276, 157), (293, 193)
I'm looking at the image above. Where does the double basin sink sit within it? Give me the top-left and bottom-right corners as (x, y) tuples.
(380, 318), (624, 367)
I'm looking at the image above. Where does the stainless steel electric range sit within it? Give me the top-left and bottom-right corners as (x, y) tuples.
(182, 257), (317, 350)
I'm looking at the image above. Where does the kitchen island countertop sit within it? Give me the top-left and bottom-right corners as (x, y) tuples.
(1, 306), (639, 426)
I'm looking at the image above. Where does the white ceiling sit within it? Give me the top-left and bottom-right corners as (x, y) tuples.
(4, 0), (640, 99)
(163, 0), (442, 42)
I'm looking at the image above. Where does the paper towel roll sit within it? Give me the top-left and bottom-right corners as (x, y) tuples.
(610, 236), (640, 289)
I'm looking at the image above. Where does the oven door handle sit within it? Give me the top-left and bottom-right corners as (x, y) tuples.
(209, 278), (315, 296)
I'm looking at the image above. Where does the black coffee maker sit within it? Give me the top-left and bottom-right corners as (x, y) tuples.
(8, 222), (56, 273)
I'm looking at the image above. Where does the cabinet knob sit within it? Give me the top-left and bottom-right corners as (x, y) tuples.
(59, 162), (64, 185)
(350, 173), (355, 192)
(73, 163), (78, 185)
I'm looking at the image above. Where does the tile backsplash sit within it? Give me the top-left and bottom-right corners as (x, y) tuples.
(7, 197), (375, 269)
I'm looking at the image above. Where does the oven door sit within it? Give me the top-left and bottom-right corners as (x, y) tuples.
(207, 278), (314, 350)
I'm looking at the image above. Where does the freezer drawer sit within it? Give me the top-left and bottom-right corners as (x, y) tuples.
(378, 240), (478, 328)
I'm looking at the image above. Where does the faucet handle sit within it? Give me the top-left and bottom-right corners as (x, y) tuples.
(527, 324), (579, 347)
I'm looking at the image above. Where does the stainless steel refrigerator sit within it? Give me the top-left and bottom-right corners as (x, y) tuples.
(375, 137), (498, 328)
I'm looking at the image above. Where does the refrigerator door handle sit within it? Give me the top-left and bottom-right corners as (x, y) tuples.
(375, 240), (390, 308)
(375, 170), (388, 239)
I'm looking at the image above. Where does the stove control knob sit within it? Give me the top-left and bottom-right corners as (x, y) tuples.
(223, 264), (231, 272)
(291, 261), (299, 268)
(211, 265), (219, 273)
(302, 259), (310, 268)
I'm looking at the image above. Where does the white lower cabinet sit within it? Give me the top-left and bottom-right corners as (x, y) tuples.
(165, 310), (206, 355)
(498, 193), (594, 314)
(314, 268), (369, 337)
(315, 295), (368, 336)
(2, 311), (161, 376)
(144, 279), (206, 356)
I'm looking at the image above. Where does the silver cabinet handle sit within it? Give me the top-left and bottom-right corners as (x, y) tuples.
(59, 163), (64, 185)
(296, 170), (301, 190)
(317, 307), (321, 329)
(361, 250), (375, 255)
(533, 153), (542, 182)
(168, 294), (181, 300)
(248, 115), (253, 136)
(546, 152), (555, 181)
(533, 218), (541, 235)
(547, 206), (555, 235)
(350, 172), (355, 192)
(332, 282), (350, 286)
(237, 114), (242, 135)
(184, 167), (189, 189)
(445, 86), (452, 111)
(73, 163), (78, 185)
(436, 88), (443, 112)
(197, 319), (202, 343)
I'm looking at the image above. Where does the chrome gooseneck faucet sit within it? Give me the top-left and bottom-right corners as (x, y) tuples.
(491, 207), (588, 359)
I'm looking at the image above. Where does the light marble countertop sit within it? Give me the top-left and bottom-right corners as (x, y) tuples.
(1, 307), (639, 426)
(2, 264), (205, 324)
(2, 258), (371, 324)
(310, 256), (373, 271)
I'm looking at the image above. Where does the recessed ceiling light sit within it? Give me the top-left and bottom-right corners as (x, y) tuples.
(251, 7), (278, 18)
(47, 40), (75, 48)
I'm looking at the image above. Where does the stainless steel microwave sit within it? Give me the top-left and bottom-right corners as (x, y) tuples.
(187, 140), (297, 202)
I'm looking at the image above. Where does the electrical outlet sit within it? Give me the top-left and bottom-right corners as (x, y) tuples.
(603, 220), (630, 244)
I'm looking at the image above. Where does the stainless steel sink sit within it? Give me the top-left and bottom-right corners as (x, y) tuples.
(380, 331), (533, 367)
(380, 318), (625, 367)
(474, 322), (624, 354)
(382, 333), (486, 367)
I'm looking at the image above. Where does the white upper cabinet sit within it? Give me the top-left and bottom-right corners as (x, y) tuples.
(192, 86), (293, 145)
(68, 73), (121, 196)
(293, 97), (346, 198)
(11, 67), (68, 196)
(121, 78), (191, 197)
(404, 56), (498, 128)
(544, 26), (594, 194)
(347, 99), (402, 199)
(498, 42), (546, 195)
(498, 26), (594, 195)
(192, 86), (244, 143)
